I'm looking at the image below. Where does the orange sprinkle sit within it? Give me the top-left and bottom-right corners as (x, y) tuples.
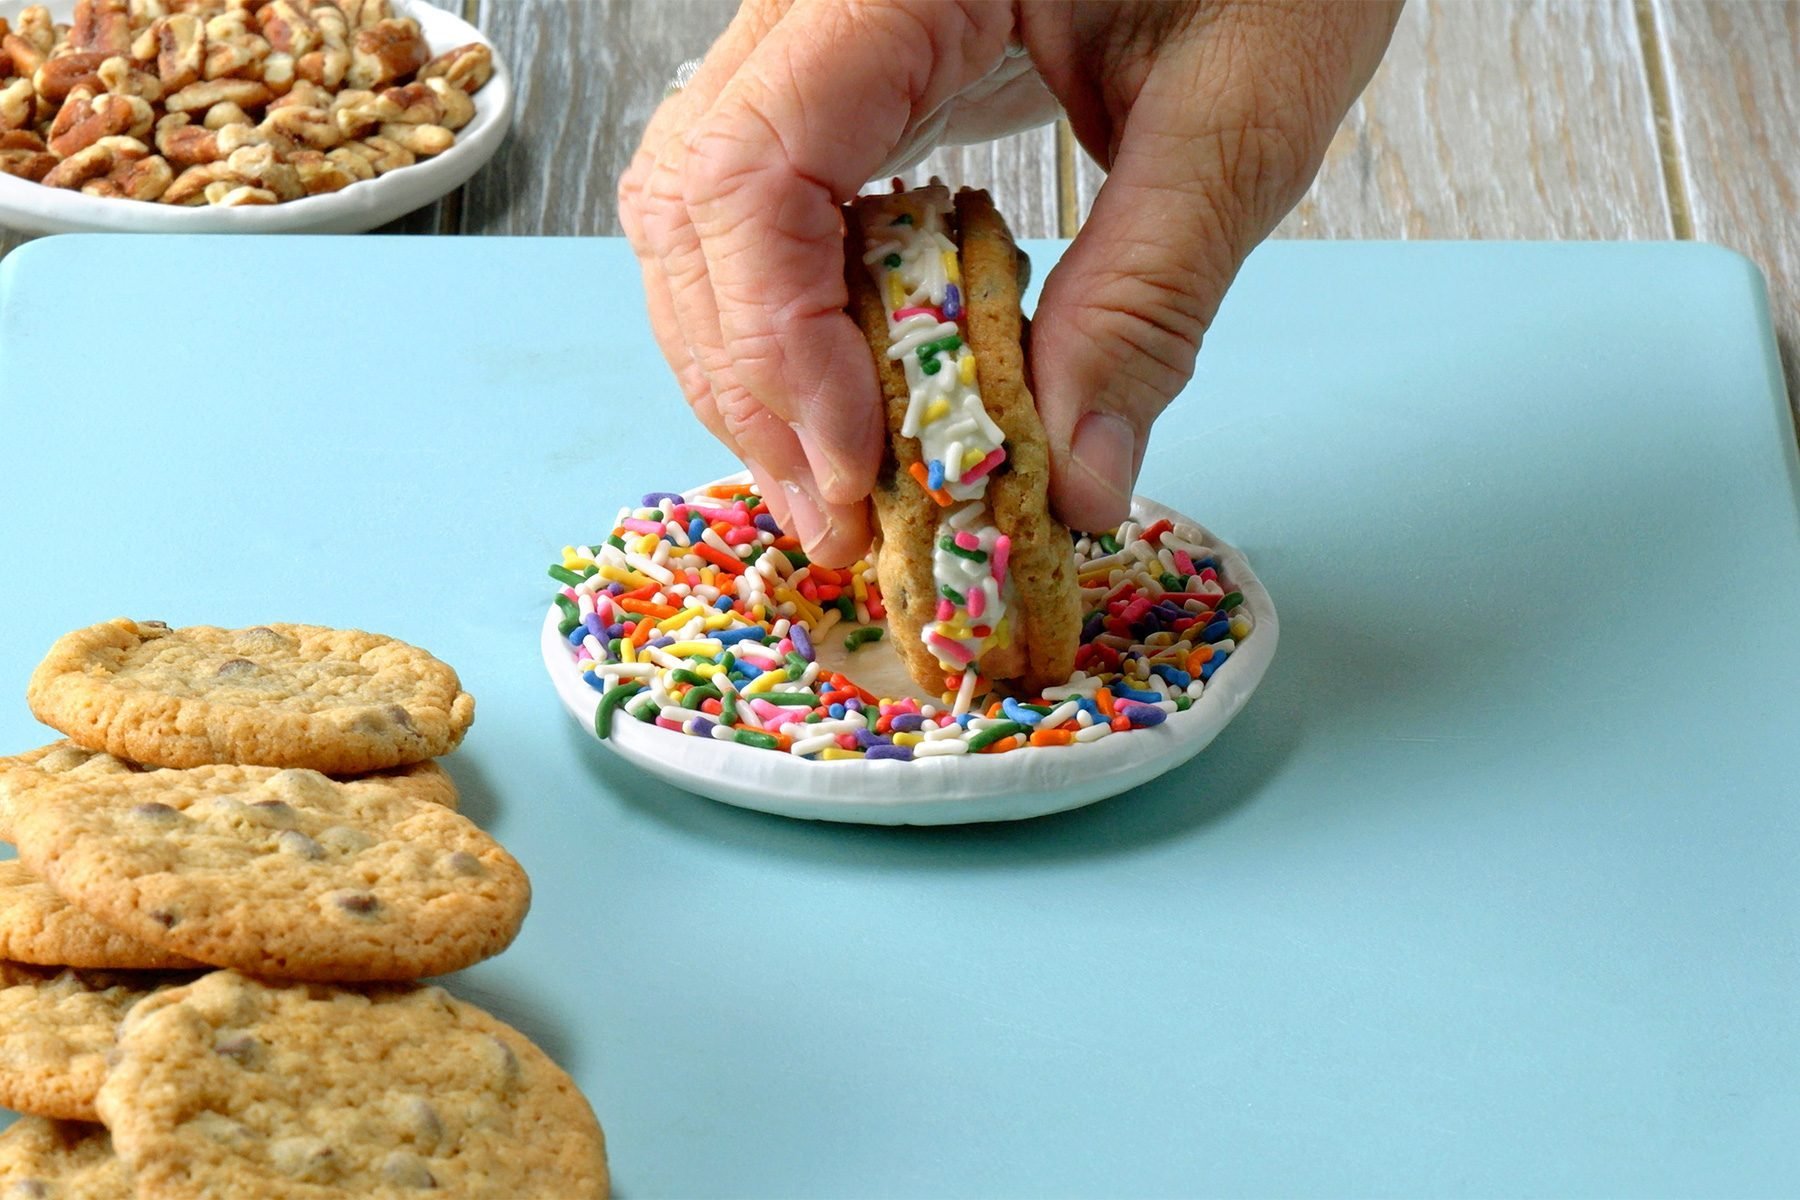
(1095, 687), (1115, 718)
(1030, 729), (1075, 748)
(619, 599), (679, 619)
(907, 461), (954, 507)
(1185, 646), (1214, 674)
(772, 535), (802, 551)
(694, 543), (745, 575)
(980, 736), (1020, 754)
(703, 484), (744, 498)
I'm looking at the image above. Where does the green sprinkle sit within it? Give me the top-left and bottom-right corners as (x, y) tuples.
(966, 721), (1027, 751)
(1160, 572), (1184, 593)
(607, 638), (624, 660)
(719, 691), (738, 726)
(670, 669), (706, 687)
(844, 626), (884, 651)
(629, 698), (659, 723)
(735, 729), (780, 750)
(919, 336), (963, 358)
(595, 683), (644, 739)
(804, 713), (823, 724)
(681, 685), (719, 709)
(606, 534), (626, 551)
(921, 357), (942, 375)
(1019, 702), (1055, 715)
(720, 652), (737, 675)
(884, 253), (902, 268)
(892, 213), (913, 226)
(1219, 591), (1244, 610)
(558, 618), (581, 638)
(547, 565), (587, 587)
(1175, 695), (1193, 711)
(759, 692), (818, 706)
(939, 536), (987, 563)
(1098, 533), (1121, 555)
(555, 594), (579, 621)
(836, 593), (856, 620)
(784, 651), (809, 675)
(783, 549), (810, 569)
(642, 509), (663, 521)
(939, 585), (966, 604)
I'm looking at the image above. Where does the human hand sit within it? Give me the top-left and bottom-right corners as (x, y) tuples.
(618, 0), (1401, 563)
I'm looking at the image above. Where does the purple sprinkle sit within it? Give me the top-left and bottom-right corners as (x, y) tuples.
(890, 713), (925, 733)
(691, 718), (716, 738)
(647, 636), (675, 649)
(1080, 614), (1106, 642)
(753, 513), (781, 535)
(605, 623), (626, 639)
(789, 623), (813, 660)
(605, 583), (626, 596)
(853, 729), (890, 749)
(866, 744), (913, 762)
(642, 491), (684, 507)
(1118, 702), (1167, 728)
(582, 614), (604, 637)
(943, 283), (962, 320)
(845, 697), (863, 712)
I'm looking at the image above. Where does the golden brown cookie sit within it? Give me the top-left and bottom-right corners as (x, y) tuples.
(846, 185), (1080, 699)
(8, 765), (527, 982)
(26, 620), (475, 773)
(0, 743), (146, 844)
(98, 971), (608, 1199)
(0, 963), (196, 1122)
(0, 1117), (132, 1199)
(0, 861), (203, 972)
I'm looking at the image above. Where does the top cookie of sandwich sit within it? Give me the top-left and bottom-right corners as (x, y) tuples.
(26, 620), (475, 773)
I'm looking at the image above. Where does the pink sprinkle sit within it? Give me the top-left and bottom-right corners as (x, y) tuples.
(724, 526), (760, 546)
(1174, 550), (1196, 575)
(927, 633), (974, 665)
(575, 646), (592, 662)
(775, 639), (793, 656)
(621, 518), (663, 535)
(691, 505), (747, 527)
(892, 306), (942, 322)
(560, 586), (579, 601)
(959, 447), (1006, 483)
(655, 717), (685, 732)
(968, 586), (986, 618)
(991, 535), (1011, 583)
(668, 504), (690, 521)
(936, 599), (955, 622)
(1200, 567), (1219, 583)
(954, 531), (980, 552)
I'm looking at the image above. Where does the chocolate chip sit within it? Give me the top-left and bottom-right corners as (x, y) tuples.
(379, 1151), (438, 1189)
(485, 1035), (520, 1087)
(270, 1136), (338, 1183)
(138, 619), (170, 631)
(214, 1031), (261, 1065)
(130, 802), (182, 822)
(275, 830), (325, 860)
(398, 1095), (445, 1150)
(445, 850), (483, 877)
(317, 826), (373, 854)
(215, 657), (256, 676)
(190, 1111), (255, 1148)
(149, 909), (179, 929)
(333, 891), (380, 916)
(386, 704), (416, 731)
(8, 1179), (49, 1199)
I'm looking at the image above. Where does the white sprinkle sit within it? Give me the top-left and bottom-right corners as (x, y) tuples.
(913, 739), (970, 757)
(1075, 722), (1112, 743)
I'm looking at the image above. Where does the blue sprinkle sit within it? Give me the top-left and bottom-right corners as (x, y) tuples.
(1075, 698), (1100, 718)
(827, 703), (846, 719)
(646, 636), (675, 650)
(1202, 620), (1231, 642)
(1119, 702), (1167, 728)
(567, 626), (585, 646)
(642, 491), (685, 507)
(604, 623), (626, 640)
(713, 595), (734, 611)
(890, 713), (925, 733)
(1001, 697), (1042, 726)
(581, 671), (607, 692)
(943, 284), (962, 320)
(688, 516), (705, 544)
(714, 626), (765, 646)
(1200, 655), (1227, 682)
(1114, 684), (1162, 704)
(866, 744), (914, 761)
(790, 624), (814, 660)
(927, 459), (945, 491)
(753, 512), (781, 534)
(1150, 664), (1191, 688)
(690, 717), (716, 738)
(957, 713), (975, 729)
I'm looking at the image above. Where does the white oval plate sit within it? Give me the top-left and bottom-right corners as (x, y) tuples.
(0, 0), (509, 235)
(543, 477), (1280, 825)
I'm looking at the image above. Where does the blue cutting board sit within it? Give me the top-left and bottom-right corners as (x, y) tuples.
(2, 235), (1796, 1197)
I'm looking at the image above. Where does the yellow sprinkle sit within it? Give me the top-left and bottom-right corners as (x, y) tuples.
(891, 732), (923, 747)
(942, 250), (960, 286)
(632, 533), (658, 555)
(699, 567), (717, 588)
(819, 748), (865, 761)
(958, 353), (977, 385)
(560, 546), (594, 570)
(922, 397), (950, 425)
(886, 272), (907, 310)
(1230, 617), (1253, 640)
(851, 574), (868, 602)
(692, 663), (722, 678)
(744, 668), (789, 696)
(663, 640), (723, 658)
(775, 588), (824, 627)
(598, 565), (649, 589)
(621, 639), (636, 665)
(702, 612), (735, 631)
(993, 617), (1013, 648)
(656, 607), (705, 632)
(961, 447), (984, 472)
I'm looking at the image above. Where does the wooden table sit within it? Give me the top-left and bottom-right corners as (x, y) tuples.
(4, 0), (1796, 422)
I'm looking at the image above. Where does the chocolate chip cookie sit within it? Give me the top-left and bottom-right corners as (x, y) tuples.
(0, 861), (202, 972)
(98, 971), (608, 1199)
(7, 765), (527, 982)
(0, 1117), (131, 1199)
(26, 620), (475, 773)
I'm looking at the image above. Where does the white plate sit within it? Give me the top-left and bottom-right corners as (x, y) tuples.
(0, 0), (510, 234)
(542, 477), (1280, 825)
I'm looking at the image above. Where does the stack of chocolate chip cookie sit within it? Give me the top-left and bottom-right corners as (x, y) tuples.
(0, 619), (608, 1198)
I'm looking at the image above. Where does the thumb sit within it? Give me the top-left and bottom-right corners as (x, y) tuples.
(1031, 4), (1395, 531)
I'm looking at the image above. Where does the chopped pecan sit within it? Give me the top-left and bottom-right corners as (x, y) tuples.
(256, 0), (316, 56)
(49, 88), (153, 156)
(262, 101), (336, 148)
(201, 98), (250, 127)
(288, 146), (351, 193)
(375, 120), (448, 157)
(155, 110), (220, 164)
(268, 77), (328, 110)
(0, 76), (34, 130)
(0, 147), (57, 180)
(372, 80), (437, 125)
(344, 17), (423, 89)
(164, 76), (269, 113)
(224, 140), (300, 198)
(14, 7), (55, 56)
(339, 0), (391, 30)
(324, 141), (373, 181)
(98, 55), (164, 102)
(202, 10), (267, 80)
(0, 129), (45, 149)
(152, 13), (203, 91)
(262, 49), (293, 93)
(3, 35), (48, 81)
(129, 0), (170, 26)
(40, 133), (146, 188)
(328, 86), (377, 137)
(421, 77), (470, 130)
(71, 0), (133, 56)
(161, 158), (233, 202)
(337, 132), (409, 173)
(416, 40), (488, 94)
(81, 150), (172, 199)
(294, 3), (346, 87)
(204, 180), (274, 204)
(36, 51), (112, 102)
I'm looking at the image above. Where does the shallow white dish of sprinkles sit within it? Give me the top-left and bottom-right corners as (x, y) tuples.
(542, 475), (1279, 826)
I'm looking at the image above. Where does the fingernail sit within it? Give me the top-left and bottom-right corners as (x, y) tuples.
(790, 423), (848, 501)
(780, 480), (833, 553)
(1069, 411), (1137, 504)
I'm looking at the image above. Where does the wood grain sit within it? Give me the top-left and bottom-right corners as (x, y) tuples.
(887, 128), (1062, 240)
(1073, 0), (1674, 241)
(462, 0), (738, 235)
(1652, 0), (1800, 412)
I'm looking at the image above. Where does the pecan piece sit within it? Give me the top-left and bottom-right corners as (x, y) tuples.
(81, 150), (172, 199)
(35, 51), (111, 102)
(329, 86), (378, 138)
(324, 141), (373, 181)
(14, 7), (54, 56)
(202, 10), (267, 80)
(70, 0), (132, 56)
(262, 49), (294, 93)
(262, 101), (337, 148)
(152, 13), (204, 91)
(161, 158), (233, 203)
(154, 110), (220, 165)
(256, 0), (317, 56)
(224, 141), (301, 199)
(48, 88), (153, 156)
(294, 4), (346, 87)
(339, 0), (391, 30)
(417, 41), (490, 95)
(0, 129), (45, 150)
(344, 17), (424, 90)
(288, 146), (351, 194)
(164, 77), (269, 113)
(3, 35), (48, 81)
(40, 133), (146, 189)
(0, 76), (34, 131)
(129, 0), (170, 26)
(269, 78), (329, 110)
(0, 147), (57, 181)
(204, 180), (274, 205)
(421, 77), (471, 131)
(376, 120), (449, 157)
(337, 133), (409, 173)
(98, 55), (164, 102)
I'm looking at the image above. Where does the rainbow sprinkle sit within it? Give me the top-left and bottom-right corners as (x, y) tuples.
(551, 485), (1253, 761)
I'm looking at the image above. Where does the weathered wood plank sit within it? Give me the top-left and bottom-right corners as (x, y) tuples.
(1653, 0), (1800, 413)
(887, 128), (1061, 240)
(1073, 0), (1672, 241)
(463, 0), (738, 235)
